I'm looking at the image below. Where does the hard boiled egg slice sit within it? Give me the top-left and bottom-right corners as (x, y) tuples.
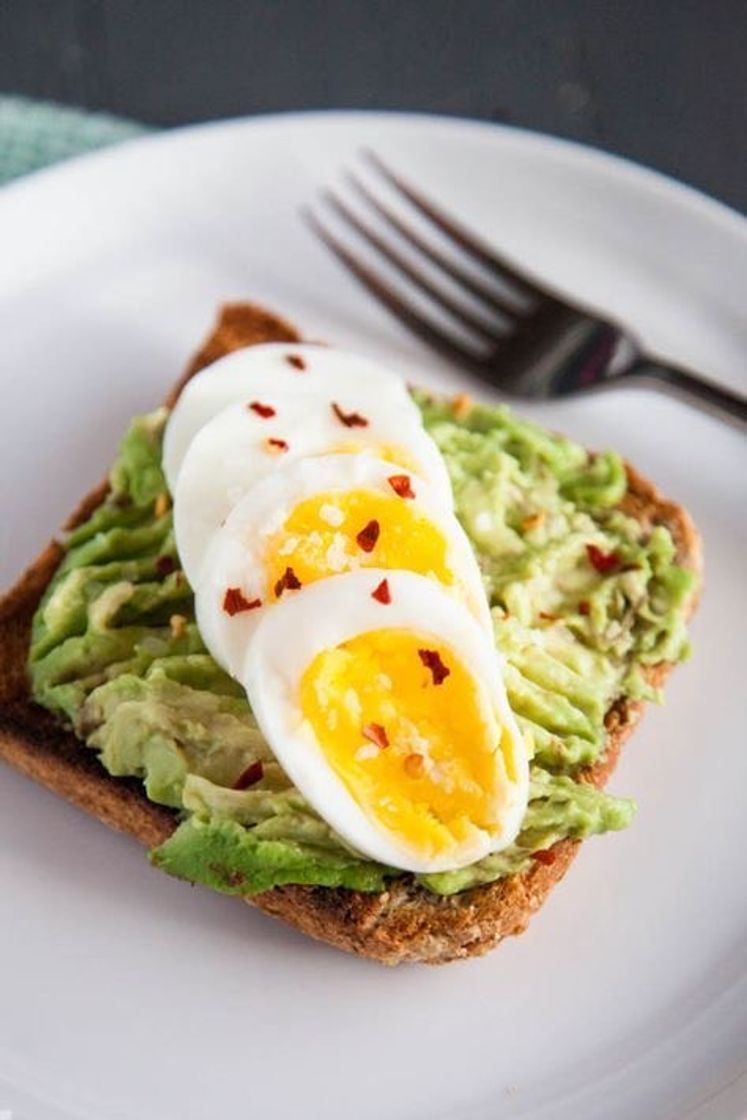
(195, 453), (492, 676)
(242, 570), (529, 874)
(163, 342), (415, 491)
(173, 390), (453, 585)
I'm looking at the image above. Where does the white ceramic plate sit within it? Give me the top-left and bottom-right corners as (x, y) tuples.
(0, 112), (745, 1120)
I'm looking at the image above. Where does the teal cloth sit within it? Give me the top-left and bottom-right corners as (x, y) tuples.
(0, 95), (146, 185)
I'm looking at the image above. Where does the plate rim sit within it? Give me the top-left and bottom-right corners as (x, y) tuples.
(1, 107), (745, 243)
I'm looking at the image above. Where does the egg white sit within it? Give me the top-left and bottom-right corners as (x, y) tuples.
(173, 390), (453, 585)
(162, 342), (417, 491)
(241, 570), (530, 874)
(195, 452), (492, 677)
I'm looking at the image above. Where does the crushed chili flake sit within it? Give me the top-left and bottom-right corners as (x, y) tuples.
(586, 543), (621, 574)
(403, 753), (425, 778)
(265, 437), (289, 453)
(248, 400), (276, 419)
(220, 869), (247, 888)
(521, 511), (545, 533)
(356, 519), (380, 553)
(578, 600), (591, 616)
(286, 353), (307, 371)
(332, 402), (368, 428)
(156, 555), (176, 578)
(371, 578), (391, 604)
(387, 474), (415, 499)
(362, 722), (389, 750)
(274, 566), (302, 598)
(223, 587), (262, 616)
(418, 648), (450, 686)
(538, 611), (559, 622)
(532, 848), (556, 866)
(451, 392), (473, 419)
(169, 613), (187, 638)
(233, 760), (264, 790)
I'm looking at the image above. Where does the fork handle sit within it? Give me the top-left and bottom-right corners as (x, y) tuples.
(631, 358), (747, 428)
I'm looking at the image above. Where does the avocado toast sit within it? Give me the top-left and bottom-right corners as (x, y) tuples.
(0, 302), (701, 964)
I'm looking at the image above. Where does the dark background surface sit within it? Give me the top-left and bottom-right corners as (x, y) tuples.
(1, 0), (745, 212)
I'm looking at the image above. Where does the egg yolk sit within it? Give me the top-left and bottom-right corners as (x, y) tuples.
(300, 629), (511, 860)
(264, 490), (454, 601)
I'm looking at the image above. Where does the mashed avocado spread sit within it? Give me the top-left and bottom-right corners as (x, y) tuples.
(28, 398), (694, 897)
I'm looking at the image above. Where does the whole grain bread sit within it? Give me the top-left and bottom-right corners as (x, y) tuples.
(0, 303), (702, 964)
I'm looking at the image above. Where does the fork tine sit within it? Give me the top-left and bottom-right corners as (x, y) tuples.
(346, 169), (524, 320)
(303, 206), (488, 372)
(322, 188), (506, 345)
(364, 150), (543, 303)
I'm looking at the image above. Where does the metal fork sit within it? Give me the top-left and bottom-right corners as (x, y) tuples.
(306, 151), (746, 427)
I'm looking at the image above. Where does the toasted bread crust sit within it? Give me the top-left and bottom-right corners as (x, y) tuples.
(0, 303), (701, 964)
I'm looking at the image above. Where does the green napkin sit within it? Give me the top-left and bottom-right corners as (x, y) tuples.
(0, 95), (146, 185)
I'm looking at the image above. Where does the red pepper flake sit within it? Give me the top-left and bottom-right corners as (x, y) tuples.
(274, 566), (302, 598)
(532, 848), (556, 866)
(332, 402), (368, 428)
(169, 613), (187, 638)
(233, 760), (264, 790)
(248, 400), (276, 419)
(213, 867), (246, 888)
(362, 722), (389, 750)
(403, 753), (425, 778)
(387, 474), (415, 499)
(451, 392), (473, 419)
(286, 353), (307, 371)
(266, 437), (289, 453)
(371, 578), (391, 605)
(586, 544), (621, 575)
(356, 519), (380, 553)
(539, 611), (559, 622)
(418, 648), (450, 686)
(578, 600), (591, 616)
(156, 556), (176, 578)
(521, 511), (545, 533)
(223, 587), (262, 616)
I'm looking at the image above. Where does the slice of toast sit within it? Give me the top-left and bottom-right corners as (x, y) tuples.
(0, 303), (701, 964)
